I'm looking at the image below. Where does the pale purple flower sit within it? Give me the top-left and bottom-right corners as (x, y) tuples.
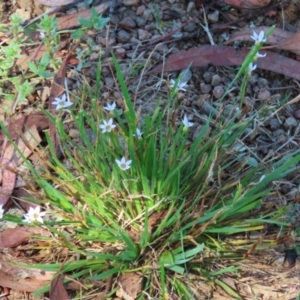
(0, 204), (4, 219)
(52, 94), (73, 110)
(170, 79), (187, 92)
(182, 115), (194, 128)
(256, 52), (266, 58)
(103, 102), (116, 111)
(134, 128), (143, 139)
(116, 157), (132, 171)
(251, 31), (266, 43)
(248, 62), (257, 75)
(24, 206), (46, 224)
(99, 118), (116, 133)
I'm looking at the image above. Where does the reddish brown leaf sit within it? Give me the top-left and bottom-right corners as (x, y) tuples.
(146, 45), (300, 81)
(0, 227), (51, 248)
(226, 26), (300, 55)
(0, 113), (49, 142)
(222, 0), (270, 8)
(50, 275), (70, 300)
(57, 2), (111, 31)
(0, 157), (16, 207)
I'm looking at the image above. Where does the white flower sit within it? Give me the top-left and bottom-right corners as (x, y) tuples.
(52, 94), (73, 110)
(134, 128), (143, 139)
(170, 79), (187, 92)
(251, 30), (266, 43)
(116, 157), (132, 171)
(221, 32), (230, 41)
(99, 118), (116, 133)
(0, 204), (4, 219)
(104, 102), (116, 111)
(256, 52), (266, 58)
(182, 115), (194, 128)
(248, 62), (257, 75)
(39, 31), (45, 39)
(23, 206), (46, 224)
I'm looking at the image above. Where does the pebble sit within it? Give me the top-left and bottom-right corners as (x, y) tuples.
(138, 29), (152, 40)
(200, 82), (212, 94)
(117, 30), (131, 43)
(143, 8), (154, 22)
(187, 1), (195, 13)
(293, 109), (300, 119)
(69, 129), (80, 138)
(257, 89), (271, 101)
(183, 22), (197, 33)
(208, 10), (219, 23)
(122, 0), (140, 6)
(203, 71), (213, 84)
(269, 118), (281, 131)
(284, 116), (298, 128)
(213, 86), (224, 99)
(104, 77), (115, 88)
(119, 17), (136, 29)
(211, 74), (221, 87)
(136, 5), (146, 15)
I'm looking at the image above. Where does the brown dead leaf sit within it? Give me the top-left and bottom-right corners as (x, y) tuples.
(226, 26), (300, 55)
(0, 257), (82, 292)
(0, 226), (50, 248)
(117, 273), (142, 300)
(57, 2), (111, 31)
(146, 45), (300, 81)
(0, 113), (49, 142)
(222, 0), (270, 8)
(0, 126), (41, 207)
(50, 275), (70, 300)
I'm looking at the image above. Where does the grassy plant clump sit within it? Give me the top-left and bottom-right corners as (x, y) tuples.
(0, 13), (298, 298)
(2, 51), (299, 299)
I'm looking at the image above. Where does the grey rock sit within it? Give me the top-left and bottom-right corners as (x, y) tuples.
(203, 71), (213, 84)
(187, 1), (195, 13)
(211, 74), (221, 87)
(207, 10), (219, 23)
(284, 116), (298, 128)
(138, 29), (152, 40)
(119, 17), (136, 29)
(269, 118), (281, 131)
(143, 8), (153, 22)
(200, 82), (212, 94)
(183, 22), (197, 33)
(117, 30), (131, 43)
(135, 16), (146, 27)
(213, 86), (224, 99)
(104, 77), (115, 88)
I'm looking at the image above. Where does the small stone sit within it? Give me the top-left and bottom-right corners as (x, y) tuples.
(187, 1), (195, 13)
(69, 129), (80, 138)
(258, 78), (269, 88)
(119, 17), (136, 29)
(115, 48), (126, 59)
(203, 71), (213, 84)
(179, 68), (192, 83)
(211, 74), (221, 87)
(293, 109), (300, 119)
(183, 22), (197, 33)
(257, 89), (271, 101)
(213, 86), (224, 99)
(143, 8), (153, 22)
(135, 16), (146, 27)
(136, 5), (146, 15)
(117, 30), (131, 43)
(207, 10), (219, 23)
(284, 116), (298, 128)
(269, 118), (281, 131)
(104, 77), (115, 88)
(138, 29), (152, 40)
(200, 82), (212, 94)
(122, 0), (140, 6)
